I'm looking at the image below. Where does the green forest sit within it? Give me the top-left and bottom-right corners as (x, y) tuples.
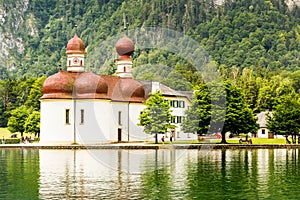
(0, 0), (299, 135)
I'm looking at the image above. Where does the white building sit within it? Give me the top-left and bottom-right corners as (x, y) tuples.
(256, 110), (273, 138)
(40, 34), (195, 144)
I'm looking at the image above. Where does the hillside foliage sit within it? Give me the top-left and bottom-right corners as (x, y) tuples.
(0, 0), (298, 79)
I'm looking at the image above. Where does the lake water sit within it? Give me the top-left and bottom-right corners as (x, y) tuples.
(1, 148), (300, 199)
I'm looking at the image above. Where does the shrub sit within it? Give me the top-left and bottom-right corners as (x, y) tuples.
(4, 138), (21, 144)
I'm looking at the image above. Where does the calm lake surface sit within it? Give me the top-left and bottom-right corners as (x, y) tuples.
(1, 148), (300, 199)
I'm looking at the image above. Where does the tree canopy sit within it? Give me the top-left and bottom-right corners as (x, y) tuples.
(219, 81), (258, 143)
(183, 80), (258, 143)
(0, 0), (299, 80)
(24, 111), (41, 138)
(267, 96), (300, 143)
(182, 83), (211, 136)
(7, 105), (33, 137)
(138, 91), (174, 143)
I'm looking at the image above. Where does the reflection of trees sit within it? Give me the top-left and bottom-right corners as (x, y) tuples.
(140, 150), (171, 200)
(186, 149), (260, 199)
(0, 149), (39, 199)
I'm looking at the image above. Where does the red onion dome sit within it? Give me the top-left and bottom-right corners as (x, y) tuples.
(42, 70), (76, 99)
(115, 35), (134, 56)
(75, 72), (108, 98)
(113, 79), (145, 102)
(66, 34), (85, 54)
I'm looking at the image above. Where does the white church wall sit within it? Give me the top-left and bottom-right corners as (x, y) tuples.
(40, 100), (74, 144)
(76, 100), (112, 144)
(110, 102), (129, 142)
(128, 103), (147, 141)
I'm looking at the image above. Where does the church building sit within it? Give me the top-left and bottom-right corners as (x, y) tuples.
(40, 34), (195, 144)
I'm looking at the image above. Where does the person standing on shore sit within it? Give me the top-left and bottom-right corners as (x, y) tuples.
(2, 136), (5, 144)
(161, 136), (165, 144)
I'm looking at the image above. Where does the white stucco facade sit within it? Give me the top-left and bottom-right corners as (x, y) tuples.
(165, 96), (197, 141)
(40, 95), (193, 144)
(40, 99), (149, 144)
(257, 128), (270, 139)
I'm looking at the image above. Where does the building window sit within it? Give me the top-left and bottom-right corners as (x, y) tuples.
(170, 100), (178, 108)
(177, 116), (183, 123)
(171, 116), (176, 123)
(178, 101), (185, 108)
(170, 100), (174, 107)
(123, 66), (126, 72)
(169, 100), (185, 108)
(118, 111), (122, 125)
(262, 129), (265, 134)
(65, 109), (70, 124)
(174, 100), (178, 108)
(80, 109), (84, 124)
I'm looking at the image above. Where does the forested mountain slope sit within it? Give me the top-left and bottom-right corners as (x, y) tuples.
(0, 0), (299, 80)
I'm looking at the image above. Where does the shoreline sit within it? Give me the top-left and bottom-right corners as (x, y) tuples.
(1, 143), (300, 149)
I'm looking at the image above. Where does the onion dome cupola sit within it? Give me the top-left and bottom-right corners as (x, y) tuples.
(41, 70), (76, 99)
(115, 35), (134, 78)
(66, 34), (86, 72)
(75, 72), (108, 99)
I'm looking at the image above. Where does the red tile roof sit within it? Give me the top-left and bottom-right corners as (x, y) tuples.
(41, 70), (146, 102)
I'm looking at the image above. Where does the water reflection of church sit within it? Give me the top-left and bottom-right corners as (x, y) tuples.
(40, 34), (195, 144)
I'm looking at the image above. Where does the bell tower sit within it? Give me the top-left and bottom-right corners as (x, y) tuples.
(115, 35), (134, 78)
(66, 34), (85, 72)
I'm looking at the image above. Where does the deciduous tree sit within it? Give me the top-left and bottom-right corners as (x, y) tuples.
(24, 111), (40, 138)
(7, 105), (33, 137)
(138, 91), (174, 144)
(267, 96), (300, 143)
(183, 81), (258, 143)
(182, 83), (211, 137)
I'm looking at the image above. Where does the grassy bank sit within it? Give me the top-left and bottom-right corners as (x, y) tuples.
(0, 127), (289, 145)
(0, 127), (36, 140)
(0, 127), (11, 138)
(147, 138), (287, 145)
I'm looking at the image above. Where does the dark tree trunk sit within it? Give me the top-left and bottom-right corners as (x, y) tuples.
(285, 135), (291, 144)
(292, 135), (296, 144)
(155, 133), (158, 144)
(220, 131), (227, 144)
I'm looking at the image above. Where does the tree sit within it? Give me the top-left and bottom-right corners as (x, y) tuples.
(138, 91), (174, 144)
(183, 81), (258, 143)
(25, 76), (46, 110)
(7, 105), (33, 137)
(182, 83), (211, 137)
(267, 96), (300, 144)
(256, 75), (296, 111)
(24, 111), (40, 138)
(218, 81), (258, 143)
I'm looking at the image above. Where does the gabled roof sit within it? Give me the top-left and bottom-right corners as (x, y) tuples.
(138, 80), (192, 102)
